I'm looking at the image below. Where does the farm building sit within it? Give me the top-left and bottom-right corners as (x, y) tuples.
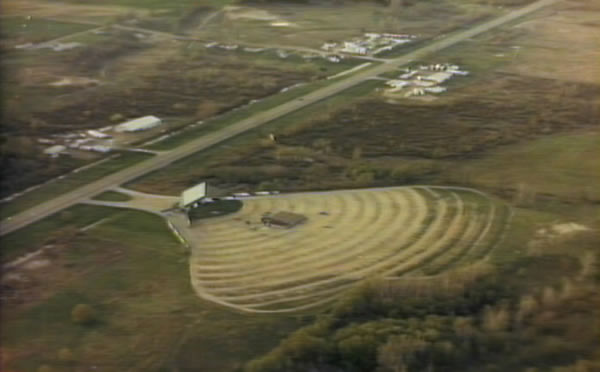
(261, 211), (307, 228)
(80, 145), (111, 153)
(425, 86), (448, 94)
(114, 115), (162, 133)
(423, 72), (453, 84)
(386, 79), (410, 89)
(342, 42), (367, 55)
(87, 130), (111, 139)
(43, 145), (66, 157)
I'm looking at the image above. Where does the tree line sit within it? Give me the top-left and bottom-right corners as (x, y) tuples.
(243, 258), (600, 372)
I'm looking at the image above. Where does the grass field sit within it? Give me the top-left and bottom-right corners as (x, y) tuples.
(447, 131), (600, 201)
(1, 206), (310, 372)
(180, 186), (509, 313)
(0, 16), (94, 46)
(0, 152), (153, 219)
(1, 204), (122, 261)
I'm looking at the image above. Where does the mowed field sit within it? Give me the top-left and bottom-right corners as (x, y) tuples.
(184, 186), (510, 313)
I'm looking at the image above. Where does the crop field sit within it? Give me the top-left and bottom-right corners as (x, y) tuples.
(183, 187), (510, 313)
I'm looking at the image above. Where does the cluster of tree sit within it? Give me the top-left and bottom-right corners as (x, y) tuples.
(71, 303), (97, 325)
(206, 164), (300, 186)
(344, 159), (439, 186)
(244, 260), (600, 372)
(64, 31), (149, 73)
(280, 76), (600, 161)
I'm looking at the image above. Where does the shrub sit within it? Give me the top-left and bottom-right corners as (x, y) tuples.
(57, 347), (74, 362)
(391, 161), (437, 183)
(71, 304), (97, 325)
(355, 172), (375, 186)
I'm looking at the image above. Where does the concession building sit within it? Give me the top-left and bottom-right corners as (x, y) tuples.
(261, 211), (307, 228)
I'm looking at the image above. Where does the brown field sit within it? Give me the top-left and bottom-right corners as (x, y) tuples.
(0, 0), (148, 21)
(2, 36), (319, 137)
(504, 0), (600, 84)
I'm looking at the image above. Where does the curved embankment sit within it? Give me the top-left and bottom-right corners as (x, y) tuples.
(184, 186), (509, 313)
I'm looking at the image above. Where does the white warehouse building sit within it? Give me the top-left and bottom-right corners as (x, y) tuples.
(115, 115), (162, 133)
(423, 72), (454, 84)
(44, 145), (66, 157)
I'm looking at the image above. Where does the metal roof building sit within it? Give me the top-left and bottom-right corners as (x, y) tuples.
(114, 115), (162, 133)
(423, 72), (453, 84)
(44, 145), (66, 155)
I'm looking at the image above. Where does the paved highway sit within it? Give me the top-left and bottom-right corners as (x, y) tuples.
(0, 0), (558, 236)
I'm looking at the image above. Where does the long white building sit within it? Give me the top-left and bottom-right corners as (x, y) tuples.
(115, 116), (162, 133)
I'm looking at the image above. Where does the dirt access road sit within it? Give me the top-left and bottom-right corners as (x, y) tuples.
(0, 0), (559, 236)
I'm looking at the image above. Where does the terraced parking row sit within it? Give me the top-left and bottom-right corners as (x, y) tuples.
(186, 186), (509, 313)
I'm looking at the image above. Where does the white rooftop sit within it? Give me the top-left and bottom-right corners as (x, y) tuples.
(424, 72), (453, 84)
(424, 86), (448, 93)
(115, 115), (162, 133)
(44, 145), (66, 155)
